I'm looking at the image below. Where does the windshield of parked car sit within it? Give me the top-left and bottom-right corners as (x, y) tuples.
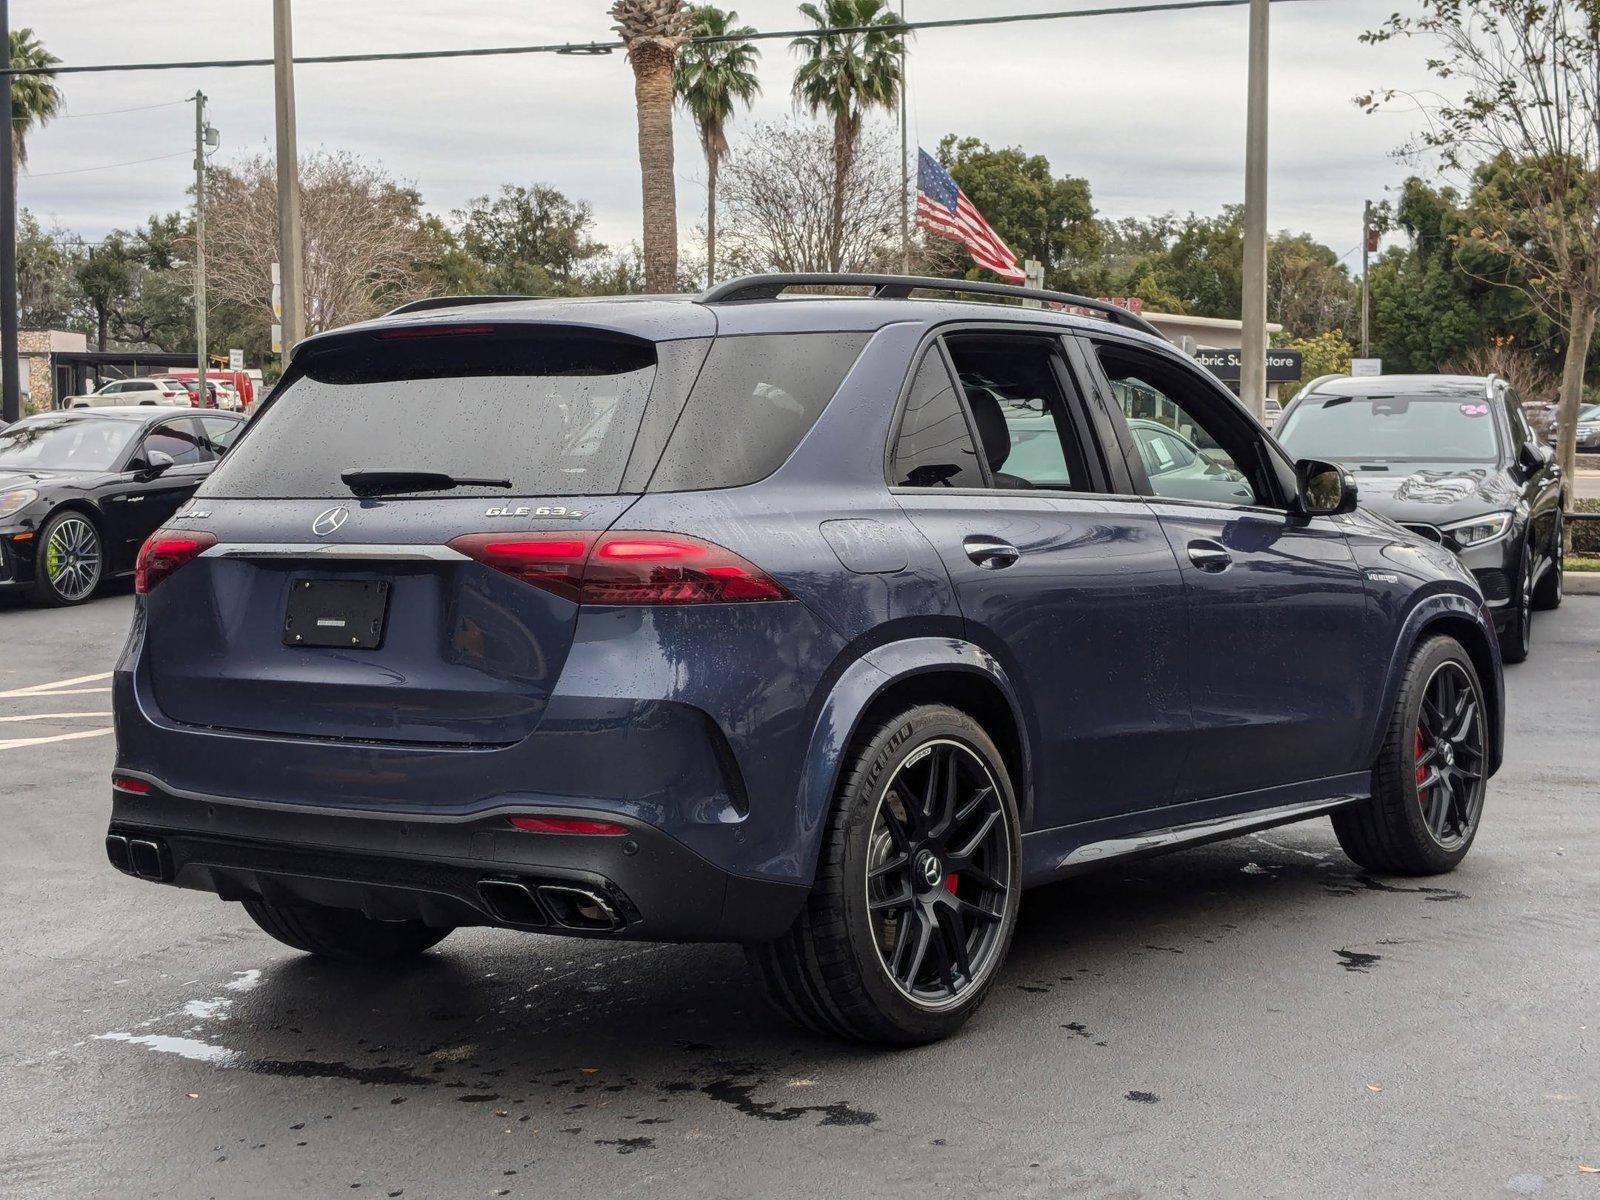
(0, 417), (140, 471)
(1277, 393), (1502, 464)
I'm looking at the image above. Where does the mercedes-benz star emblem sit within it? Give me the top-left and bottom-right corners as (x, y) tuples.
(312, 506), (349, 537)
(916, 850), (942, 888)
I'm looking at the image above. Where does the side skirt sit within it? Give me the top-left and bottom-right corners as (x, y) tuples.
(1020, 773), (1369, 887)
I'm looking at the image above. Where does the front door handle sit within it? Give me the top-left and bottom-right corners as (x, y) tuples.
(1187, 539), (1232, 572)
(964, 535), (1021, 570)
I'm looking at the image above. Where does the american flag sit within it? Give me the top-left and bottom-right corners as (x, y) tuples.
(916, 149), (1025, 282)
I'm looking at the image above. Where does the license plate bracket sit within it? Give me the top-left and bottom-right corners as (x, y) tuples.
(283, 578), (390, 649)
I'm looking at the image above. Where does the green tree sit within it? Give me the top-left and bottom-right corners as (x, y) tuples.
(675, 6), (761, 286)
(1282, 328), (1355, 383)
(7, 29), (62, 170)
(611, 0), (693, 293)
(791, 0), (904, 271)
(934, 135), (1100, 289)
(15, 209), (75, 328)
(1361, 0), (1600, 511)
(453, 184), (608, 295)
(74, 235), (138, 351)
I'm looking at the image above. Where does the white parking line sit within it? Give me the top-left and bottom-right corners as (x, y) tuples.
(0, 672), (113, 699)
(0, 712), (114, 723)
(0, 727), (114, 752)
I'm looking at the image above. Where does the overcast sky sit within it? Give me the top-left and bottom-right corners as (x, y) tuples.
(13, 0), (1448, 271)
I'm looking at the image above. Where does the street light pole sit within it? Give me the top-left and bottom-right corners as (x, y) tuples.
(273, 0), (305, 368)
(1238, 0), (1270, 419)
(898, 0), (909, 275)
(1360, 199), (1372, 358)
(194, 91), (210, 405)
(1, 0), (20, 424)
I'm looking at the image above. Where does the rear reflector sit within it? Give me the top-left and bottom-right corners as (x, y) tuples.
(112, 775), (151, 794)
(448, 531), (790, 606)
(135, 530), (217, 594)
(508, 815), (629, 836)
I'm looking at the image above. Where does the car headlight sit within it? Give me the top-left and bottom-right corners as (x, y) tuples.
(0, 488), (38, 521)
(1442, 511), (1513, 548)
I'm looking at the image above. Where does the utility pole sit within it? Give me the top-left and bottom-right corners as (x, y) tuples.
(1360, 200), (1372, 358)
(193, 92), (218, 406)
(1, 0), (20, 424)
(1238, 0), (1270, 420)
(273, 0), (306, 368)
(898, 0), (909, 274)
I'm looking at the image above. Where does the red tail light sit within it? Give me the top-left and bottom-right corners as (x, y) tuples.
(135, 530), (217, 594)
(448, 531), (789, 606)
(508, 815), (629, 835)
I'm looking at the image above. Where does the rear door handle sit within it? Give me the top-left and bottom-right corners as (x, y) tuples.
(964, 535), (1021, 570)
(1186, 539), (1232, 572)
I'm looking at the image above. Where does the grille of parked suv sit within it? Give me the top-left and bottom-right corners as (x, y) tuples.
(0, 539), (11, 584)
(1402, 523), (1444, 544)
(1472, 568), (1511, 603)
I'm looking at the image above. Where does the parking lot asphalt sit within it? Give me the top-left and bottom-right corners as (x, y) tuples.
(1, 588), (1596, 1199)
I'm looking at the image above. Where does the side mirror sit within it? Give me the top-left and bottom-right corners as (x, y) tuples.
(139, 449), (176, 478)
(1294, 458), (1357, 517)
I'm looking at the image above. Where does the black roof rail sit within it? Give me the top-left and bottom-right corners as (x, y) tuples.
(384, 295), (533, 317)
(699, 273), (1165, 339)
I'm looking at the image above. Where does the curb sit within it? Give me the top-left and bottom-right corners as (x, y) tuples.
(1567, 572), (1600, 596)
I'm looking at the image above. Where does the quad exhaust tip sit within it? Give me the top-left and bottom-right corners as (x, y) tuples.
(476, 878), (624, 932)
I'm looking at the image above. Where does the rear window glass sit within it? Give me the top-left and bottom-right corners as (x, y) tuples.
(201, 331), (656, 498)
(647, 333), (869, 491)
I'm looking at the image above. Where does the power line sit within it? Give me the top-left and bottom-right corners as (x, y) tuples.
(0, 0), (1329, 77)
(24, 149), (188, 178)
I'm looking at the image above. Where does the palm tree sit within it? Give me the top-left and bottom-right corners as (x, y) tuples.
(611, 0), (693, 293)
(8, 29), (62, 172)
(675, 7), (761, 287)
(791, 0), (903, 271)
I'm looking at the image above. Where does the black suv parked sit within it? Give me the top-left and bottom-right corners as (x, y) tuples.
(1278, 373), (1565, 662)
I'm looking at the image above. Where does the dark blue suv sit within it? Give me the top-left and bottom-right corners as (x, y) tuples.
(108, 275), (1503, 1043)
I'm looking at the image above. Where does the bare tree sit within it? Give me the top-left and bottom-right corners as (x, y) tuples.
(716, 118), (900, 274)
(1443, 337), (1560, 404)
(206, 151), (427, 339)
(1362, 2), (1600, 516)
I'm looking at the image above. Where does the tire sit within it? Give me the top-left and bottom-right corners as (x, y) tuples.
(242, 899), (452, 964)
(31, 510), (104, 607)
(1332, 635), (1489, 876)
(746, 704), (1022, 1044)
(1497, 542), (1534, 664)
(1531, 512), (1563, 611)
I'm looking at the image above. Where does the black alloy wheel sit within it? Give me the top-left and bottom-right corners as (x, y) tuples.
(1333, 634), (1489, 875)
(865, 739), (1013, 1008)
(747, 704), (1022, 1043)
(1411, 660), (1488, 850)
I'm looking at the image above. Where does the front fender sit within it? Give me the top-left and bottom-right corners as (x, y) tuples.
(777, 637), (1032, 887)
(1364, 589), (1505, 777)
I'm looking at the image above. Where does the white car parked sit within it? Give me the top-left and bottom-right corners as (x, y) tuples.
(67, 377), (192, 408)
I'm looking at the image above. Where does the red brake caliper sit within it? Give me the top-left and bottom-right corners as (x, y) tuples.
(944, 873), (960, 896)
(1415, 725), (1427, 804)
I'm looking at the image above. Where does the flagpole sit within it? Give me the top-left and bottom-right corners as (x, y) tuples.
(899, 0), (910, 274)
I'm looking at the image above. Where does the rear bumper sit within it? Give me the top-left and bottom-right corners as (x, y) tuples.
(107, 777), (807, 943)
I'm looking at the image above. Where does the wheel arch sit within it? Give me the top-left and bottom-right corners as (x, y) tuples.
(791, 638), (1033, 886)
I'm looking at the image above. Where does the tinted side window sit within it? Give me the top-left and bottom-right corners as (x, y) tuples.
(198, 416), (242, 455)
(647, 333), (868, 491)
(141, 419), (206, 466)
(945, 335), (1088, 491)
(890, 349), (983, 488)
(1097, 345), (1266, 507)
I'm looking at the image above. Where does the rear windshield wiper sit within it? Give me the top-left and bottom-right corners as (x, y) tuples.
(340, 468), (512, 497)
